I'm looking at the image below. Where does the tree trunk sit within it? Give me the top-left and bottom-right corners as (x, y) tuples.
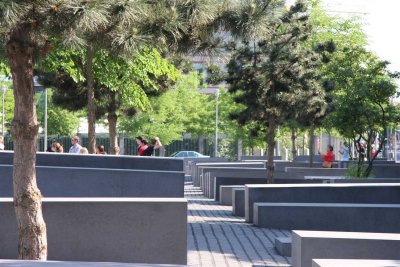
(86, 46), (96, 154)
(291, 128), (297, 161)
(266, 117), (276, 184)
(108, 113), (119, 155)
(309, 126), (315, 167)
(7, 26), (47, 259)
(107, 91), (119, 155)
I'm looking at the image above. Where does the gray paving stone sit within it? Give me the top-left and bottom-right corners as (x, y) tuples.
(186, 183), (291, 267)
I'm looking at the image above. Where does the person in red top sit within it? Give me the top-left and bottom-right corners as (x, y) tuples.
(136, 136), (148, 156)
(320, 145), (334, 168)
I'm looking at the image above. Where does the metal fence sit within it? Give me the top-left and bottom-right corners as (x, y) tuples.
(2, 135), (216, 156)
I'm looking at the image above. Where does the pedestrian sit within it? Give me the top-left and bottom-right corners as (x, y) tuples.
(142, 137), (163, 156)
(320, 145), (334, 168)
(96, 145), (107, 155)
(339, 141), (350, 161)
(136, 136), (148, 156)
(79, 147), (89, 154)
(51, 142), (64, 153)
(0, 136), (4, 150)
(69, 135), (82, 153)
(358, 143), (366, 161)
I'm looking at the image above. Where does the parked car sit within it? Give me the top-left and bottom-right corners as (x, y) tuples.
(169, 151), (210, 158)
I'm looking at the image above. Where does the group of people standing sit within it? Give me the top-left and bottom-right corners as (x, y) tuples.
(136, 136), (162, 156)
(319, 142), (350, 168)
(48, 135), (106, 155)
(2, 134), (162, 156)
(320, 140), (379, 168)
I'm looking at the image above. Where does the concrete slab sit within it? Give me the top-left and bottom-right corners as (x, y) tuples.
(0, 260), (186, 267)
(312, 259), (400, 267)
(292, 230), (400, 267)
(245, 183), (400, 223)
(232, 188), (245, 217)
(219, 185), (244, 206)
(0, 151), (184, 171)
(275, 237), (292, 257)
(0, 198), (187, 265)
(254, 202), (400, 233)
(0, 165), (184, 198)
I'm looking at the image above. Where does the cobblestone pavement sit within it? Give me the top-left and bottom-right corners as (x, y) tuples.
(186, 182), (291, 267)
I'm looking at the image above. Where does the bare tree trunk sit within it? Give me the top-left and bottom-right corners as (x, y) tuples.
(108, 112), (119, 155)
(266, 117), (276, 184)
(86, 46), (96, 154)
(309, 125), (315, 167)
(291, 128), (297, 161)
(107, 91), (119, 155)
(7, 26), (47, 259)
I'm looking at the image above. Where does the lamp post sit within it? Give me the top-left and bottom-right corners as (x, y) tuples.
(33, 76), (47, 151)
(1, 84), (6, 137)
(215, 89), (219, 157)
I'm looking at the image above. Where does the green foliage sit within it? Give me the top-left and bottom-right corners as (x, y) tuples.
(345, 163), (374, 178)
(41, 47), (179, 117)
(36, 89), (81, 136)
(218, 91), (267, 149)
(325, 46), (400, 176)
(226, 1), (330, 139)
(120, 72), (215, 144)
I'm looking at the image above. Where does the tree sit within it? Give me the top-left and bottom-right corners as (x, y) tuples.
(225, 2), (331, 183)
(305, 0), (368, 164)
(0, 1), (123, 259)
(120, 72), (215, 145)
(325, 48), (400, 177)
(42, 47), (178, 154)
(36, 89), (81, 137)
(0, 0), (229, 258)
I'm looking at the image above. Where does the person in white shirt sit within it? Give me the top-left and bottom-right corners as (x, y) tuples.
(0, 136), (4, 150)
(69, 135), (82, 153)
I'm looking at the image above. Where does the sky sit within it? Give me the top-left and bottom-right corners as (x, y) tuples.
(285, 0), (400, 72)
(321, 0), (400, 72)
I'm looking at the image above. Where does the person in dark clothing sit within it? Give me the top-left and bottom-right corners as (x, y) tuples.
(142, 137), (162, 156)
(136, 136), (148, 156)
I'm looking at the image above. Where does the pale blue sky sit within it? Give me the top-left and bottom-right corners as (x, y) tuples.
(323, 0), (400, 72)
(287, 0), (400, 72)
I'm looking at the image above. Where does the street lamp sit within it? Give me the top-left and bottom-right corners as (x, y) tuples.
(1, 84), (6, 137)
(215, 89), (219, 157)
(33, 76), (47, 151)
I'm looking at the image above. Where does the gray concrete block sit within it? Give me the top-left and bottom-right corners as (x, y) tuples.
(254, 202), (400, 233)
(194, 162), (263, 185)
(214, 176), (268, 201)
(292, 230), (400, 267)
(232, 188), (245, 217)
(372, 164), (400, 178)
(220, 185), (245, 205)
(312, 259), (400, 267)
(275, 237), (292, 257)
(294, 155), (323, 162)
(0, 151), (184, 171)
(0, 198), (187, 265)
(0, 260), (186, 267)
(252, 265), (291, 267)
(199, 167), (267, 199)
(284, 167), (347, 177)
(189, 158), (229, 186)
(274, 161), (333, 171)
(241, 156), (281, 160)
(245, 183), (400, 223)
(0, 165), (184, 198)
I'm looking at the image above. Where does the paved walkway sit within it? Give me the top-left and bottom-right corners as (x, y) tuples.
(186, 183), (291, 267)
